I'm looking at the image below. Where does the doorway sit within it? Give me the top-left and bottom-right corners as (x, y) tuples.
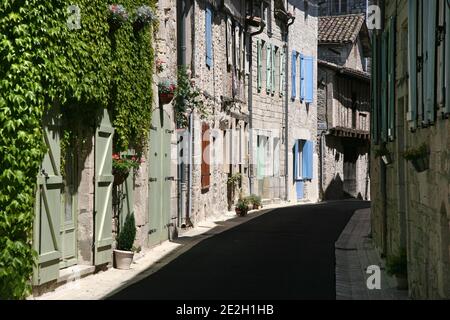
(148, 108), (172, 247)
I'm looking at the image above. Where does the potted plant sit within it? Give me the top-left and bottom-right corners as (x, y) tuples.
(158, 79), (177, 104)
(402, 143), (429, 173)
(133, 5), (156, 31)
(156, 58), (166, 73)
(235, 198), (250, 217)
(112, 153), (140, 185)
(108, 4), (129, 30)
(114, 212), (137, 270)
(374, 145), (393, 165)
(247, 194), (262, 210)
(386, 250), (408, 290)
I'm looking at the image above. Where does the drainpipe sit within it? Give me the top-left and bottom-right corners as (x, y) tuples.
(177, 0), (188, 227)
(284, 14), (295, 201)
(247, 3), (266, 196)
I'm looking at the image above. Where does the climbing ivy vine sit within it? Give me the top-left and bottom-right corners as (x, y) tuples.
(0, 0), (155, 299)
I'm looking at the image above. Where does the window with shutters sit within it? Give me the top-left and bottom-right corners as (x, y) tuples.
(291, 51), (297, 99)
(294, 140), (313, 181)
(201, 123), (211, 190)
(257, 135), (269, 179)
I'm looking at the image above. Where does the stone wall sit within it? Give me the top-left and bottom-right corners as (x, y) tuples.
(371, 0), (450, 299)
(286, 0), (319, 203)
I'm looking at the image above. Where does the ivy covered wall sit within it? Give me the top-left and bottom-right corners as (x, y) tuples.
(0, 0), (155, 299)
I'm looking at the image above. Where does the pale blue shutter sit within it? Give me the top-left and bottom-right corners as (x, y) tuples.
(446, 0), (450, 116)
(293, 140), (299, 180)
(304, 56), (314, 103)
(424, 0), (437, 124)
(300, 54), (305, 101)
(408, 0), (418, 128)
(291, 51), (297, 98)
(206, 6), (213, 68)
(302, 141), (313, 180)
(280, 47), (285, 96)
(266, 45), (272, 93)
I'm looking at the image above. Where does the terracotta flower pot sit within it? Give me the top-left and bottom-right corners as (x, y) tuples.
(113, 249), (134, 270)
(159, 92), (174, 105)
(235, 208), (248, 217)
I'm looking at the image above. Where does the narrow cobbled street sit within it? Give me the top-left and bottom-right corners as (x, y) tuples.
(109, 200), (370, 300)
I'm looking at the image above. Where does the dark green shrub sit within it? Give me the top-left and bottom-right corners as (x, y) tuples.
(117, 213), (136, 252)
(386, 249), (408, 277)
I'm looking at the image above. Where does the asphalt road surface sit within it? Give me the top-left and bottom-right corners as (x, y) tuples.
(109, 200), (370, 300)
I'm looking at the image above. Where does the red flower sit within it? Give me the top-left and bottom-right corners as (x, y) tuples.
(113, 153), (120, 160)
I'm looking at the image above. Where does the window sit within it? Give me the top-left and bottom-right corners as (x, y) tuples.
(331, 0), (348, 15)
(294, 140), (313, 181)
(273, 137), (280, 176)
(257, 135), (269, 179)
(201, 123), (211, 190)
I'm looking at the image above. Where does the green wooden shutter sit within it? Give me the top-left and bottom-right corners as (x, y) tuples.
(446, 0), (450, 116)
(388, 17), (396, 140)
(34, 107), (62, 285)
(266, 45), (272, 93)
(94, 109), (114, 266)
(381, 30), (388, 142)
(257, 136), (265, 179)
(271, 45), (276, 94)
(280, 47), (285, 96)
(371, 32), (379, 144)
(408, 0), (418, 129)
(257, 40), (262, 92)
(424, 0), (437, 124)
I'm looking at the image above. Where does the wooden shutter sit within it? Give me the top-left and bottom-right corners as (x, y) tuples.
(280, 47), (285, 96)
(291, 51), (297, 98)
(293, 140), (299, 181)
(424, 0), (437, 124)
(235, 25), (240, 72)
(257, 40), (262, 92)
(381, 30), (388, 142)
(206, 6), (213, 68)
(304, 56), (314, 103)
(226, 17), (232, 67)
(266, 45), (272, 93)
(34, 107), (62, 285)
(408, 0), (418, 129)
(300, 54), (305, 101)
(94, 109), (114, 266)
(257, 136), (266, 179)
(388, 17), (396, 140)
(371, 32), (380, 144)
(271, 45), (276, 94)
(201, 123), (211, 190)
(302, 140), (313, 180)
(446, 0), (450, 116)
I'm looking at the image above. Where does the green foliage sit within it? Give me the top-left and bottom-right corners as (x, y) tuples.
(0, 0), (156, 299)
(173, 66), (208, 128)
(246, 194), (262, 207)
(113, 153), (140, 175)
(386, 249), (408, 277)
(402, 143), (429, 161)
(227, 173), (242, 187)
(117, 213), (137, 252)
(235, 198), (250, 212)
(373, 145), (390, 158)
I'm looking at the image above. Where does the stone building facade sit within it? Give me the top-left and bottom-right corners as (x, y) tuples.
(317, 14), (371, 200)
(371, 0), (450, 299)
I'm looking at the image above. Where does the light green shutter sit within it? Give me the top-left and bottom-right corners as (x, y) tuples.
(408, 0), (418, 129)
(280, 47), (285, 96)
(381, 30), (388, 142)
(266, 45), (272, 93)
(257, 40), (262, 92)
(94, 109), (114, 266)
(388, 17), (396, 140)
(424, 0), (437, 124)
(33, 107), (62, 285)
(271, 45), (276, 94)
(371, 33), (379, 144)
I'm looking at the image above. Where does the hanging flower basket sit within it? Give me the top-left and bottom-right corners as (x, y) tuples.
(158, 80), (177, 105)
(108, 4), (129, 31)
(133, 5), (156, 31)
(112, 153), (140, 185)
(403, 143), (430, 173)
